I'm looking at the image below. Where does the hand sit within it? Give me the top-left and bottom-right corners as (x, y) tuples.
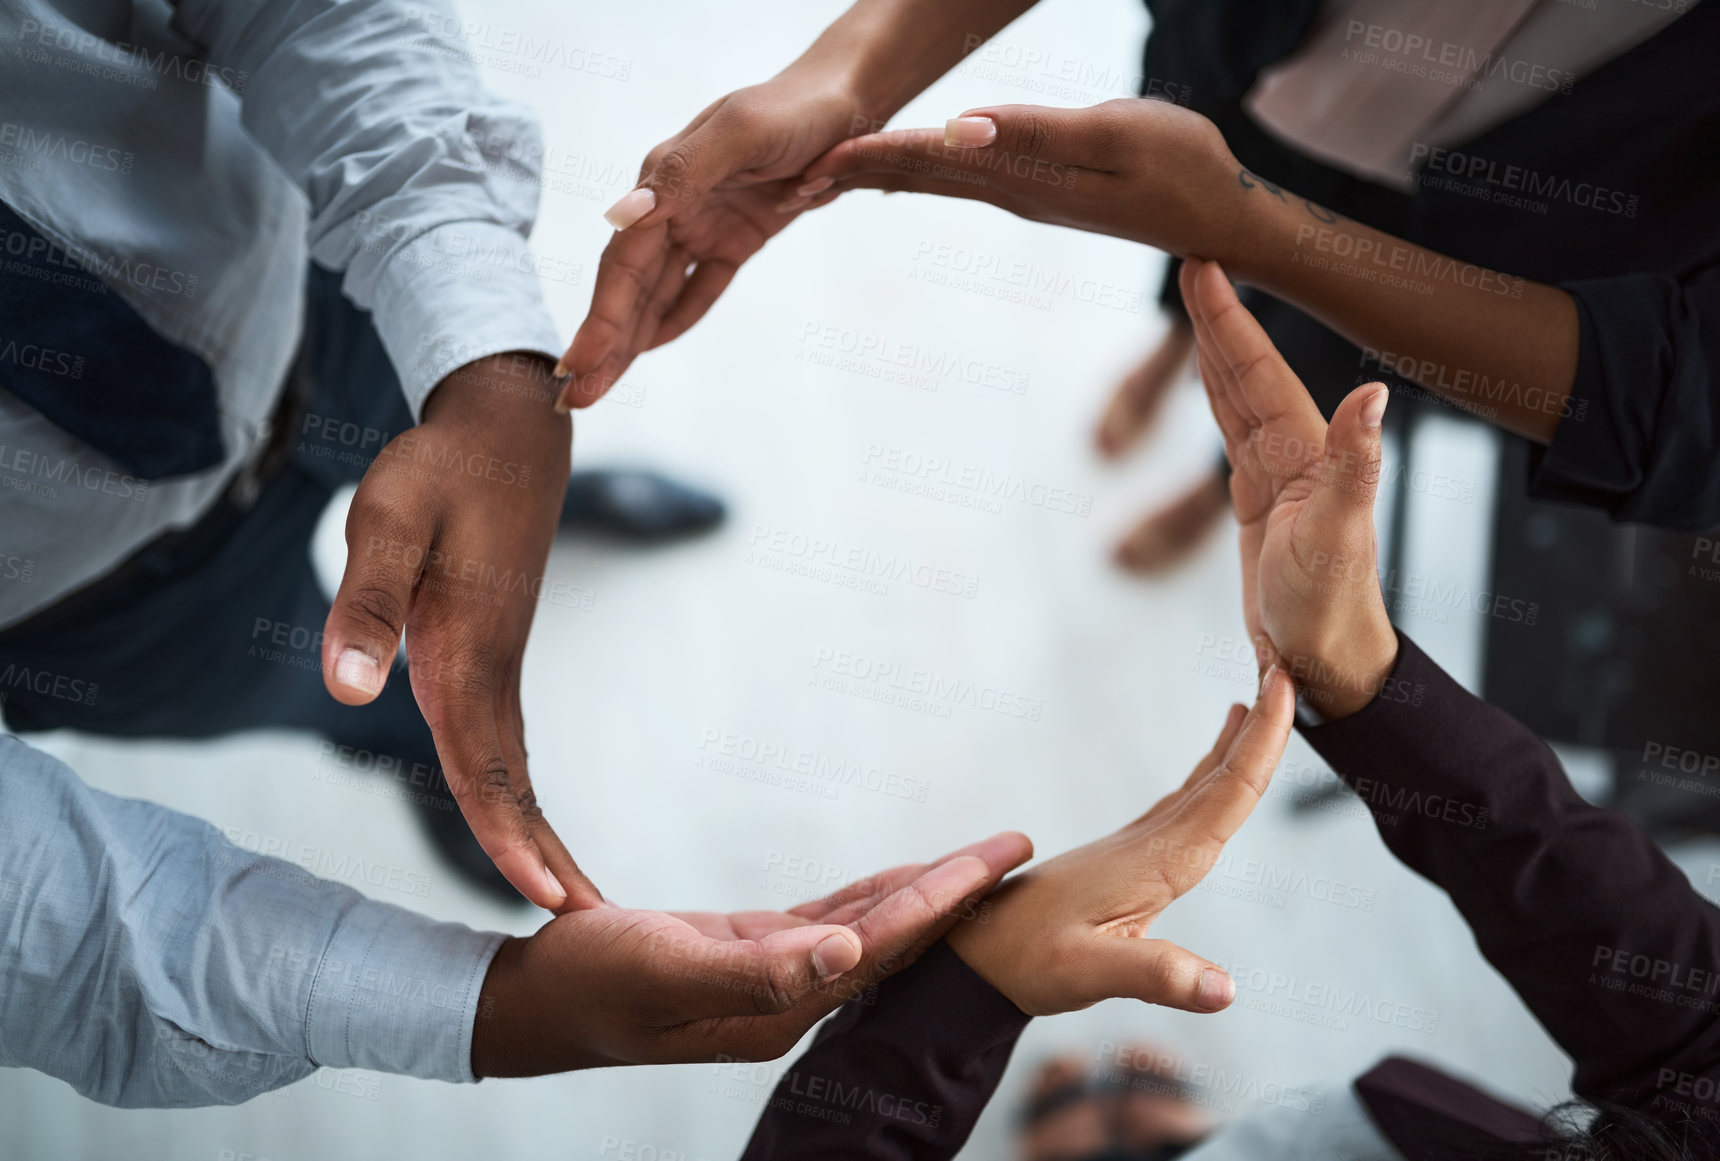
(947, 673), (1295, 1016)
(553, 68), (858, 411)
(472, 831), (1033, 1074)
(797, 99), (1245, 258)
(319, 353), (596, 911)
(1180, 258), (1398, 718)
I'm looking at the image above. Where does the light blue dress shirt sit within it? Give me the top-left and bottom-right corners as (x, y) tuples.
(0, 736), (507, 1105)
(0, 0), (549, 1102)
(0, 0), (564, 627)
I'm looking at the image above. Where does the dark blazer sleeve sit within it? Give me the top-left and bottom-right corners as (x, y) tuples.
(738, 940), (1031, 1160)
(1299, 633), (1720, 1113)
(1531, 266), (1720, 530)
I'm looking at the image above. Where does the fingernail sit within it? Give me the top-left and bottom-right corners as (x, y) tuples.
(944, 116), (997, 148)
(1198, 969), (1235, 1010)
(773, 195), (811, 214)
(603, 187), (656, 230)
(1260, 663), (1280, 694)
(811, 933), (857, 980)
(796, 176), (834, 196)
(1361, 387), (1389, 429)
(334, 648), (384, 696)
(552, 358), (569, 378)
(538, 862), (567, 907)
(553, 387), (573, 415)
(918, 854), (989, 909)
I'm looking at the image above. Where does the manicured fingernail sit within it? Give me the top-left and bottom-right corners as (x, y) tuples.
(553, 387), (573, 415)
(797, 176), (834, 196)
(1361, 387), (1389, 429)
(1198, 969), (1235, 1010)
(918, 854), (989, 909)
(944, 116), (997, 148)
(1259, 663), (1280, 694)
(774, 195), (811, 214)
(334, 648), (383, 696)
(812, 933), (857, 980)
(603, 187), (655, 230)
(552, 357), (569, 378)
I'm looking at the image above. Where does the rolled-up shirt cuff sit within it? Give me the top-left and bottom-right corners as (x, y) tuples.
(1526, 278), (1646, 515)
(367, 219), (564, 420)
(304, 898), (506, 1084)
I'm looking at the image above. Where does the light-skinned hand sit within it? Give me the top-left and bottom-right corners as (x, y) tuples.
(947, 673), (1294, 1016)
(1180, 257), (1399, 718)
(553, 69), (855, 411)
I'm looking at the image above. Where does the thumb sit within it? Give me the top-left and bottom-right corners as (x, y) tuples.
(1081, 937), (1237, 1014)
(660, 924), (864, 1019)
(321, 499), (421, 705)
(1308, 382), (1388, 529)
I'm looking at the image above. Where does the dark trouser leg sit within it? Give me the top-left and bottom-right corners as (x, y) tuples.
(0, 456), (430, 755)
(0, 266), (518, 901)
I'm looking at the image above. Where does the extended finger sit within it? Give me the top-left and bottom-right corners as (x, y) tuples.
(648, 258), (740, 351)
(1127, 702), (1247, 832)
(556, 222), (671, 403)
(497, 686), (603, 913)
(413, 659), (567, 911)
(1168, 665), (1296, 853)
(792, 830), (1033, 926)
(1192, 262), (1324, 447)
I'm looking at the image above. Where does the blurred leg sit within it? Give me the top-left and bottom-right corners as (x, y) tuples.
(1096, 316), (1195, 459)
(1113, 467), (1231, 576)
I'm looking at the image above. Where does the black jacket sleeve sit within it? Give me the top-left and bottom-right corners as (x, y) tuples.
(1301, 633), (1720, 1115)
(738, 940), (1030, 1160)
(1533, 266), (1720, 530)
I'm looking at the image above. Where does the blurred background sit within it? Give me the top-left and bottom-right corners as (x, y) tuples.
(6, 0), (1719, 1157)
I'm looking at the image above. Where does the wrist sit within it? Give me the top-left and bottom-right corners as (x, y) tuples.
(1207, 172), (1294, 283)
(471, 935), (528, 1078)
(471, 928), (610, 1077)
(1288, 619), (1399, 720)
(423, 352), (566, 422)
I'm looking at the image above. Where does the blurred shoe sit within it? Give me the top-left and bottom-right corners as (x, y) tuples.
(1114, 470), (1230, 575)
(559, 468), (725, 541)
(1095, 319), (1194, 459)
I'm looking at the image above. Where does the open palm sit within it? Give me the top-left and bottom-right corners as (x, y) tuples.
(1180, 258), (1397, 716)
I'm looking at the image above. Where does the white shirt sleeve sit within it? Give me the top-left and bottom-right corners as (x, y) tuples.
(166, 0), (565, 417)
(0, 736), (506, 1107)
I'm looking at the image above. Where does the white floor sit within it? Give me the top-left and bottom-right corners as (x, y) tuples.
(0, 1), (1624, 1157)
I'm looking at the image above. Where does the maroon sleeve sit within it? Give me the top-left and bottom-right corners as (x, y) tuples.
(738, 940), (1030, 1160)
(1301, 633), (1720, 1117)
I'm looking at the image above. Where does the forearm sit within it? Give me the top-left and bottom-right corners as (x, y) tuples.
(794, 0), (1041, 125)
(171, 0), (563, 419)
(1221, 170), (1579, 444)
(740, 941), (1029, 1160)
(1299, 635), (1720, 1106)
(0, 738), (503, 1106)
